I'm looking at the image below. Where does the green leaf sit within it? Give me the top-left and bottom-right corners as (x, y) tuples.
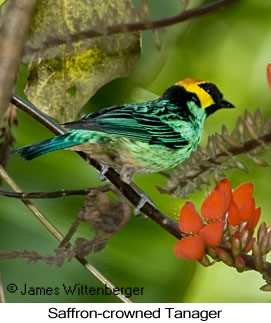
(23, 0), (141, 122)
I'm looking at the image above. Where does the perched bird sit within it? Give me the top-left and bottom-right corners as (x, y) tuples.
(14, 79), (234, 183)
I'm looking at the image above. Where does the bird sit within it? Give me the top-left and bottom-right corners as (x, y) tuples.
(13, 79), (234, 184)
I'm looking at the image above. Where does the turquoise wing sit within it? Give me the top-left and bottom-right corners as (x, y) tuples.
(63, 101), (191, 149)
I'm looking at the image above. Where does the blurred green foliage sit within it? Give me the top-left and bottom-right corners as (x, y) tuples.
(1, 0), (271, 302)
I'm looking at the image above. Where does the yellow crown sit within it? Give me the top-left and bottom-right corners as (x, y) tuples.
(175, 78), (203, 86)
(175, 78), (214, 109)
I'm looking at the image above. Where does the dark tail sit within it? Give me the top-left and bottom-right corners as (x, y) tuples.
(12, 132), (81, 160)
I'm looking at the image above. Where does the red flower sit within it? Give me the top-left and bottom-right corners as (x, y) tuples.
(201, 189), (224, 221)
(174, 179), (261, 261)
(174, 180), (229, 260)
(215, 179), (232, 215)
(228, 200), (239, 226)
(179, 202), (203, 234)
(174, 236), (204, 260)
(199, 220), (225, 248)
(251, 208), (261, 231)
(228, 182), (260, 232)
(232, 182), (253, 210)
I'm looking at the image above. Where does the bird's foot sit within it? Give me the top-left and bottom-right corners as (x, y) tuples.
(134, 193), (155, 216)
(120, 165), (135, 184)
(129, 182), (155, 216)
(119, 166), (155, 215)
(99, 164), (109, 181)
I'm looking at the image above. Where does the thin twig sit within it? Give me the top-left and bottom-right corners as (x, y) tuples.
(23, 0), (241, 58)
(10, 94), (271, 277)
(0, 0), (37, 120)
(0, 164), (132, 303)
(58, 218), (81, 248)
(0, 186), (111, 199)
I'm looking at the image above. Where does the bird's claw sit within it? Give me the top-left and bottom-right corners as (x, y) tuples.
(99, 164), (109, 181)
(120, 166), (134, 184)
(134, 193), (155, 216)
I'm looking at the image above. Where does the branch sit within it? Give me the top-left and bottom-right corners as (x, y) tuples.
(10, 94), (271, 277)
(0, 0), (37, 120)
(0, 186), (110, 199)
(23, 0), (241, 59)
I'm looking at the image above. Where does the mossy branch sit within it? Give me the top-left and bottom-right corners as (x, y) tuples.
(23, 0), (241, 60)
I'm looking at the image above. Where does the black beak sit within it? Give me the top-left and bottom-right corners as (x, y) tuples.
(220, 98), (235, 108)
